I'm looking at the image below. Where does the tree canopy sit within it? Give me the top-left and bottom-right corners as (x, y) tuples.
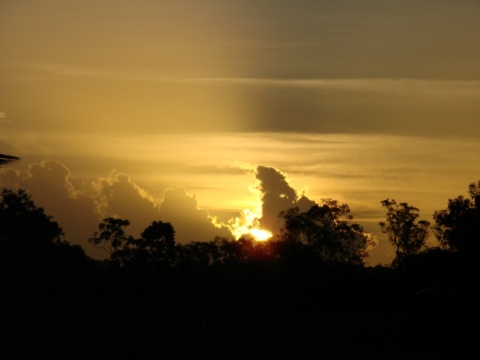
(433, 180), (480, 255)
(379, 198), (431, 264)
(0, 188), (65, 251)
(0, 188), (88, 281)
(279, 198), (373, 266)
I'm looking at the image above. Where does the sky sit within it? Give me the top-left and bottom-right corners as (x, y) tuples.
(1, 0), (480, 265)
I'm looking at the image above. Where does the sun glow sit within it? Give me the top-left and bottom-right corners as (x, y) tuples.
(224, 167), (275, 241)
(228, 207), (273, 242)
(249, 228), (273, 241)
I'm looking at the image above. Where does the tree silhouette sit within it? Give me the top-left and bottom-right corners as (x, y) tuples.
(379, 198), (431, 264)
(210, 236), (244, 264)
(177, 240), (220, 269)
(136, 220), (176, 266)
(88, 217), (134, 264)
(0, 188), (65, 251)
(433, 180), (480, 255)
(280, 198), (372, 266)
(0, 188), (88, 290)
(89, 218), (177, 267)
(2, 187), (469, 358)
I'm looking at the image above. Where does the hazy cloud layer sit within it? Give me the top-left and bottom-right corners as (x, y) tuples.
(2, 1), (479, 79)
(3, 71), (480, 139)
(2, 0), (480, 138)
(2, 0), (480, 266)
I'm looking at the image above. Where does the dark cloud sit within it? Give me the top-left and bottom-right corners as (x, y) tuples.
(255, 165), (316, 235)
(251, 165), (380, 259)
(230, 80), (480, 138)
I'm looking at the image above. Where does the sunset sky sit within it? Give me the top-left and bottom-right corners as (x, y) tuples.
(1, 0), (480, 265)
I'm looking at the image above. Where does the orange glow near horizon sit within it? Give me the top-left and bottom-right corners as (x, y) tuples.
(249, 228), (273, 241)
(228, 206), (273, 242)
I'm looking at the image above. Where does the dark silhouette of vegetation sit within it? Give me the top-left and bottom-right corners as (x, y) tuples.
(0, 188), (65, 250)
(279, 198), (373, 266)
(88, 217), (133, 262)
(89, 217), (177, 268)
(379, 198), (431, 265)
(433, 180), (480, 255)
(0, 188), (92, 314)
(2, 184), (479, 359)
(138, 220), (176, 264)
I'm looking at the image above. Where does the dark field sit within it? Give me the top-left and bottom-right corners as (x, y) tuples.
(2, 269), (476, 360)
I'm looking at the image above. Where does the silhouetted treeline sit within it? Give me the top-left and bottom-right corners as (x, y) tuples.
(1, 181), (479, 358)
(1, 183), (479, 308)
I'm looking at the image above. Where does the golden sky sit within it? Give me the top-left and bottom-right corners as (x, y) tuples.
(1, 0), (480, 265)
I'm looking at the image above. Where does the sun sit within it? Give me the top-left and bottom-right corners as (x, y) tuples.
(249, 228), (273, 241)
(226, 178), (273, 242)
(228, 209), (273, 241)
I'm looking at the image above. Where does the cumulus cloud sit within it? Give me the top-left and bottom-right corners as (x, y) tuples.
(224, 165), (318, 240)
(0, 160), (235, 258)
(90, 173), (233, 244)
(91, 172), (160, 237)
(0, 159), (378, 260)
(230, 165), (379, 260)
(158, 188), (232, 244)
(253, 166), (315, 234)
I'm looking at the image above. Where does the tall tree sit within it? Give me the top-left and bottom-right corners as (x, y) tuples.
(280, 198), (372, 266)
(379, 199), (431, 263)
(88, 217), (133, 264)
(433, 180), (480, 254)
(136, 220), (176, 266)
(0, 188), (86, 272)
(0, 188), (64, 251)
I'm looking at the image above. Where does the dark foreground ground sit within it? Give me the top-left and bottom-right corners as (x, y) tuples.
(2, 261), (479, 359)
(2, 283), (478, 359)
(1, 308), (474, 359)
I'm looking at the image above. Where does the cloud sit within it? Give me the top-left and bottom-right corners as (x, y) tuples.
(158, 188), (232, 244)
(0, 160), (235, 258)
(23, 72), (480, 137)
(19, 62), (480, 93)
(229, 165), (380, 258)
(254, 165), (316, 234)
(3, 1), (480, 139)
(0, 158), (383, 262)
(9, 62), (480, 138)
(225, 165), (317, 239)
(91, 172), (160, 237)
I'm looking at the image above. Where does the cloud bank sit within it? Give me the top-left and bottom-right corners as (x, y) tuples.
(0, 161), (234, 259)
(1, 160), (348, 260)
